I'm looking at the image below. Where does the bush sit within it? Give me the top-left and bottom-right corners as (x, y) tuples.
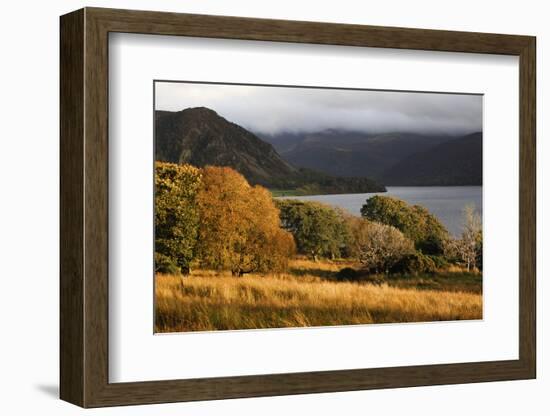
(428, 255), (449, 270)
(359, 222), (414, 273)
(154, 252), (183, 275)
(360, 196), (449, 255)
(336, 267), (386, 284)
(390, 252), (437, 275)
(336, 267), (360, 281)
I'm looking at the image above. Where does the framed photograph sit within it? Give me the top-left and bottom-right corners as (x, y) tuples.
(60, 7), (536, 407)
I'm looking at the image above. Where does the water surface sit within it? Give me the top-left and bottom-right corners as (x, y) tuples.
(280, 186), (482, 236)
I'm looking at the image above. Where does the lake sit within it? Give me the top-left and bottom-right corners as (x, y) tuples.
(280, 186), (482, 237)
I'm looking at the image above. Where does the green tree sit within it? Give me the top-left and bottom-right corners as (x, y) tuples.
(276, 200), (349, 260)
(155, 162), (202, 274)
(360, 196), (449, 255)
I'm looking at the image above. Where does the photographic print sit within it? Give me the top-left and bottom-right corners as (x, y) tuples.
(154, 81), (483, 333)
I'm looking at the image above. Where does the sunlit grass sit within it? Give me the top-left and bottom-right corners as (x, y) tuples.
(155, 259), (482, 333)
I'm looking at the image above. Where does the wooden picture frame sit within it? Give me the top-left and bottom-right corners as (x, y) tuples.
(60, 7), (536, 408)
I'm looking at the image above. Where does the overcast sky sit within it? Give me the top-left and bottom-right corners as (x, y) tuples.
(155, 82), (482, 136)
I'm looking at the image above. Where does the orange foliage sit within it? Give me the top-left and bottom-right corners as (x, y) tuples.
(196, 166), (295, 275)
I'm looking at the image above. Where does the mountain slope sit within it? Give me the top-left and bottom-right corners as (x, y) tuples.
(155, 108), (385, 193)
(155, 107), (297, 187)
(258, 130), (454, 179)
(381, 132), (482, 186)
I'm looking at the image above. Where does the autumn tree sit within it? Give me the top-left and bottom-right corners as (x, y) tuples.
(276, 200), (349, 260)
(337, 211), (371, 260)
(361, 196), (449, 255)
(155, 162), (202, 274)
(358, 222), (414, 273)
(196, 166), (295, 275)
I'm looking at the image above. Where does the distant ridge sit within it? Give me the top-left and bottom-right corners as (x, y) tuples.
(258, 130), (455, 180)
(381, 132), (482, 186)
(259, 130), (482, 186)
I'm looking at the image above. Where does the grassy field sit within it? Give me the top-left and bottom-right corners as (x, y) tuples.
(155, 259), (482, 333)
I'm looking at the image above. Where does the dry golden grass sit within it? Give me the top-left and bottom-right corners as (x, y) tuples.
(155, 259), (482, 332)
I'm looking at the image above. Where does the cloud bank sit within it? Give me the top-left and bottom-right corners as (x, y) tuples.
(155, 82), (482, 136)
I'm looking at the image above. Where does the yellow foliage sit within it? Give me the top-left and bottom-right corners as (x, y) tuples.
(196, 166), (295, 275)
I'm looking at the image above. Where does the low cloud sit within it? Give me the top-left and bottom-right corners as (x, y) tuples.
(155, 82), (482, 136)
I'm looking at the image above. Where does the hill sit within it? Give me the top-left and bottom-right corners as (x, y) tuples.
(155, 108), (385, 194)
(381, 132), (482, 186)
(258, 130), (453, 179)
(155, 107), (297, 186)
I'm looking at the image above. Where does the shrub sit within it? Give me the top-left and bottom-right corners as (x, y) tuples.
(336, 268), (385, 284)
(428, 255), (449, 270)
(154, 252), (182, 275)
(360, 195), (449, 255)
(390, 252), (437, 275)
(359, 222), (414, 273)
(336, 267), (360, 281)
